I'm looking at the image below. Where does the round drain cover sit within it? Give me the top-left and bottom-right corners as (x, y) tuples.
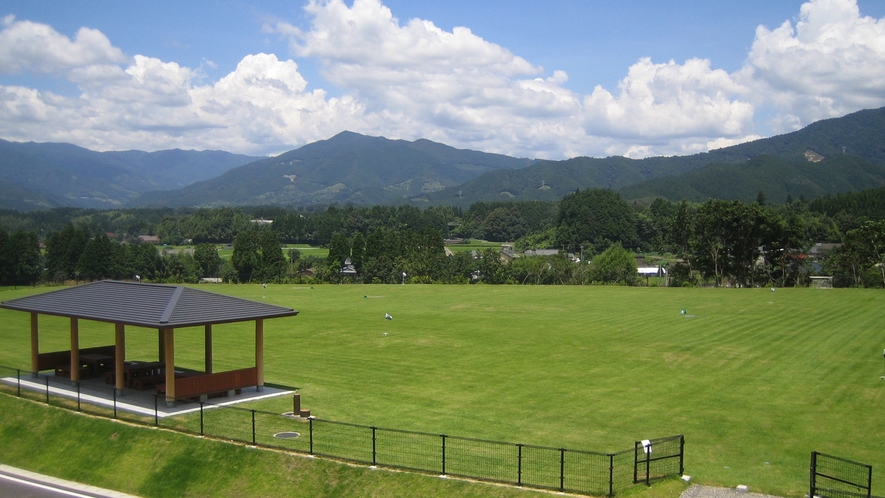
(274, 431), (300, 439)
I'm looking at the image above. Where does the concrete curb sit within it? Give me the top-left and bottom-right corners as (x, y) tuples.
(0, 464), (140, 498)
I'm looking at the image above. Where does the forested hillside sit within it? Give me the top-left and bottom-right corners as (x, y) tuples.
(0, 139), (258, 211)
(3, 184), (885, 289)
(619, 154), (885, 204)
(129, 131), (534, 208)
(424, 106), (885, 206)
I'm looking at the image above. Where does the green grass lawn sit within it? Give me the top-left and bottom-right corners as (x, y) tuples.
(0, 394), (562, 498)
(1, 284), (883, 497)
(445, 240), (505, 253)
(203, 243), (329, 261)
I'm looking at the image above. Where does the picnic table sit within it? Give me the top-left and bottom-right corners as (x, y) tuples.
(123, 361), (165, 388)
(80, 353), (114, 374)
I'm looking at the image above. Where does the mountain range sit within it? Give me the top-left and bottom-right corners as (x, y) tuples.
(3, 106), (885, 211)
(0, 139), (258, 211)
(421, 106), (885, 206)
(129, 131), (534, 208)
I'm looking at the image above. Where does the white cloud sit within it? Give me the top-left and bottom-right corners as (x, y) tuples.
(741, 0), (885, 132)
(0, 15), (126, 75)
(267, 0), (761, 158)
(583, 57), (754, 140)
(0, 0), (884, 160)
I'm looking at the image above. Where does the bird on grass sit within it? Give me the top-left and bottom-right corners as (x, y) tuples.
(385, 313), (393, 320)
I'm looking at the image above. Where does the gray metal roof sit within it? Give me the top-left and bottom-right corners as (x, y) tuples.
(0, 280), (299, 328)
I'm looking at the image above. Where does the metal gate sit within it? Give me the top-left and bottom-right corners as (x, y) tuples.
(810, 451), (873, 498)
(634, 435), (684, 485)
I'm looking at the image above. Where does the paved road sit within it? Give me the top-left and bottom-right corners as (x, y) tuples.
(0, 465), (139, 498)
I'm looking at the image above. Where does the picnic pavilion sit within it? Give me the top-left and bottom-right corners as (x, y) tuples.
(0, 280), (299, 406)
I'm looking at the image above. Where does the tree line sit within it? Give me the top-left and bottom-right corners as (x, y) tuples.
(1, 186), (884, 287)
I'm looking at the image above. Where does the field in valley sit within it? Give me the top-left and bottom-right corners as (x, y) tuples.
(0, 283), (883, 497)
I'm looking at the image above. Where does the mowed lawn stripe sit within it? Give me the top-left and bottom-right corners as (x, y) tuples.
(0, 284), (883, 497)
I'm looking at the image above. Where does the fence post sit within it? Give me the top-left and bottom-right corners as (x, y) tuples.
(441, 435), (447, 476)
(200, 402), (204, 436)
(608, 453), (615, 498)
(559, 448), (566, 492)
(309, 417), (314, 454)
(645, 444), (651, 486)
(77, 382), (81, 412)
(113, 388), (117, 418)
(679, 435), (685, 476)
(371, 427), (377, 466)
(44, 375), (49, 404)
(16, 369), (20, 397)
(810, 451), (818, 498)
(633, 442), (638, 484)
(251, 409), (256, 446)
(517, 444), (523, 487)
(154, 395), (159, 426)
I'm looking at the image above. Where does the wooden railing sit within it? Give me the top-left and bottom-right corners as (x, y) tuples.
(161, 367), (258, 399)
(37, 345), (115, 371)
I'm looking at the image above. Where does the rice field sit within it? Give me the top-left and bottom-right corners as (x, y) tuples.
(0, 283), (883, 497)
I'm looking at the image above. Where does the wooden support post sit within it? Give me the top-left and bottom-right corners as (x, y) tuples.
(115, 323), (125, 394)
(204, 324), (213, 374)
(255, 319), (264, 391)
(30, 312), (39, 376)
(158, 329), (165, 362)
(163, 328), (175, 405)
(70, 318), (80, 384)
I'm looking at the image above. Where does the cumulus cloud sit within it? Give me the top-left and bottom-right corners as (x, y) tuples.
(741, 0), (885, 132)
(0, 15), (126, 74)
(583, 58), (753, 139)
(0, 0), (884, 159)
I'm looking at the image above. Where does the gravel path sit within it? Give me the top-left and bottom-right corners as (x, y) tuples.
(681, 484), (785, 498)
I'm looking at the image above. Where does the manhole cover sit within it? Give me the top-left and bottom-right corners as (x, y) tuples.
(274, 431), (301, 439)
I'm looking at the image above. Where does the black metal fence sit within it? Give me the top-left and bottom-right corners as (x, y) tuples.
(811, 451), (877, 498)
(0, 366), (684, 496)
(634, 436), (685, 486)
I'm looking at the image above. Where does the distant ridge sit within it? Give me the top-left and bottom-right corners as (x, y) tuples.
(0, 139), (258, 211)
(5, 106), (885, 211)
(128, 131), (535, 208)
(421, 106), (885, 206)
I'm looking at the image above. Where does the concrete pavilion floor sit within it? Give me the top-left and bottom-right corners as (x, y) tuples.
(2, 368), (294, 418)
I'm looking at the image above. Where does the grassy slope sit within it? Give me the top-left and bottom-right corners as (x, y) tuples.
(0, 394), (560, 498)
(1, 284), (883, 497)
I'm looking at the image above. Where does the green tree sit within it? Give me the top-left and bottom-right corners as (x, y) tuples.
(326, 232), (352, 271)
(590, 243), (637, 285)
(232, 230), (260, 282)
(0, 227), (10, 285)
(126, 243), (163, 281)
(350, 232), (366, 273)
(474, 248), (508, 284)
(481, 207), (526, 242)
(193, 243), (223, 278)
(256, 230), (287, 283)
(162, 252), (200, 283)
(76, 233), (117, 281)
(555, 189), (637, 254)
(8, 230), (43, 287)
(44, 224), (89, 282)
(831, 220), (885, 287)
(763, 213), (811, 287)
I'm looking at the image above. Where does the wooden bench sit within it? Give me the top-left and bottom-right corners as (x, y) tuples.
(132, 374), (167, 390)
(54, 364), (91, 379)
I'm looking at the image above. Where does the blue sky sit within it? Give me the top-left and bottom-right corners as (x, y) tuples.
(1, 0), (885, 159)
